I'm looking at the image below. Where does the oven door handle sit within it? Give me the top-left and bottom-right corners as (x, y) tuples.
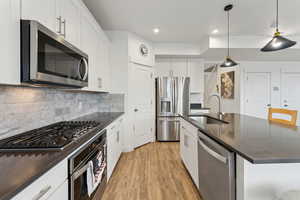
(73, 163), (90, 179)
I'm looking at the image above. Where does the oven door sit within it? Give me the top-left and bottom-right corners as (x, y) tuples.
(70, 148), (107, 200)
(21, 20), (88, 88)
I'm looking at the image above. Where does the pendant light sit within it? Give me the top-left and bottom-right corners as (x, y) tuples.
(221, 4), (238, 68)
(261, 0), (296, 52)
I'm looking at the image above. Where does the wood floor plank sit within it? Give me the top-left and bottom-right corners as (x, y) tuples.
(102, 142), (202, 200)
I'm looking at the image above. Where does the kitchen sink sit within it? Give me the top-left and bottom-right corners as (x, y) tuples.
(190, 116), (229, 125)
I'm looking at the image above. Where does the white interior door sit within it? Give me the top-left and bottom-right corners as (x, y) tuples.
(131, 63), (155, 148)
(281, 72), (300, 125)
(244, 72), (271, 119)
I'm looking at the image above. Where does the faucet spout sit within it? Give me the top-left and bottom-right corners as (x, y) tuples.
(208, 94), (223, 116)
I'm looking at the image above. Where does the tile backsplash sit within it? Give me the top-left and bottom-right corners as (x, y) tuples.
(0, 86), (124, 139)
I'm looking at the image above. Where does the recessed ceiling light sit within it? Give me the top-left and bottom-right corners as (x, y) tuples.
(153, 28), (160, 34)
(212, 29), (219, 34)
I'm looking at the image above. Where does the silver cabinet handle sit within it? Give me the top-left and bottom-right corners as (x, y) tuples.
(56, 16), (62, 34)
(61, 19), (66, 37)
(184, 134), (188, 147)
(116, 131), (120, 143)
(32, 185), (52, 200)
(198, 138), (227, 164)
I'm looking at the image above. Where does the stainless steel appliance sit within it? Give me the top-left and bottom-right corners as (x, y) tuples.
(21, 20), (88, 88)
(198, 130), (235, 200)
(0, 121), (100, 151)
(156, 77), (190, 141)
(69, 131), (107, 200)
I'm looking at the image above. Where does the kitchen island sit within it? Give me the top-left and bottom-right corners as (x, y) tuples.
(181, 113), (300, 200)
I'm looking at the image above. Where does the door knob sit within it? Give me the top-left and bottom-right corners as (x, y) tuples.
(267, 104), (271, 107)
(134, 108), (138, 112)
(284, 104), (288, 107)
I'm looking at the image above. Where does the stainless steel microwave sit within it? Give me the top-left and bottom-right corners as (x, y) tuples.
(21, 20), (88, 88)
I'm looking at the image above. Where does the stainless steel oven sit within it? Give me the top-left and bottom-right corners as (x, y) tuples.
(69, 130), (107, 200)
(21, 20), (88, 88)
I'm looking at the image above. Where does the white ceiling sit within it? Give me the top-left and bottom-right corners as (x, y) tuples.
(83, 0), (300, 43)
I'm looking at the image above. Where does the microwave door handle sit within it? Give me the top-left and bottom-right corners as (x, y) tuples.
(78, 58), (88, 81)
(82, 58), (88, 81)
(198, 138), (227, 164)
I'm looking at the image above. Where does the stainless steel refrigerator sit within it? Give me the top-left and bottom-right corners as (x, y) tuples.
(156, 77), (190, 141)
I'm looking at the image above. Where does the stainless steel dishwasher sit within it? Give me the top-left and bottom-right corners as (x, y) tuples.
(198, 131), (235, 200)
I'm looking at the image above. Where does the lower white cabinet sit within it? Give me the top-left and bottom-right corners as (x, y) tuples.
(107, 117), (124, 180)
(47, 180), (68, 200)
(180, 119), (199, 188)
(12, 159), (68, 200)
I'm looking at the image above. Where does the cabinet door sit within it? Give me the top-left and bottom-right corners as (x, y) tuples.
(80, 14), (98, 91)
(21, 0), (57, 33)
(155, 58), (172, 77)
(107, 123), (118, 180)
(170, 58), (188, 77)
(0, 0), (20, 85)
(188, 59), (204, 93)
(94, 39), (111, 92)
(47, 181), (68, 200)
(59, 0), (81, 47)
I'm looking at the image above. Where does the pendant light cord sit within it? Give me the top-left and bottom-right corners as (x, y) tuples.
(276, 0), (279, 32)
(227, 10), (230, 57)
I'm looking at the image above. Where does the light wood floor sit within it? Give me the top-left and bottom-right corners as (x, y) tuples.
(102, 142), (202, 200)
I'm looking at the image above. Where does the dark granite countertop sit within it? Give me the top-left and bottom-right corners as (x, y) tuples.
(0, 112), (124, 200)
(182, 113), (300, 164)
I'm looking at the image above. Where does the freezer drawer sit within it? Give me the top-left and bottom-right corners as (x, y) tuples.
(198, 131), (235, 200)
(156, 118), (180, 141)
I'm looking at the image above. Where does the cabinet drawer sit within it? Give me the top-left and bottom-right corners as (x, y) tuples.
(12, 159), (68, 200)
(181, 118), (198, 138)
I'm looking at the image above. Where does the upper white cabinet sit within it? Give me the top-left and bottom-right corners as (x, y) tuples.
(21, 0), (57, 32)
(80, 12), (111, 93)
(0, 0), (20, 85)
(56, 0), (81, 47)
(21, 0), (81, 47)
(188, 59), (204, 93)
(154, 57), (204, 93)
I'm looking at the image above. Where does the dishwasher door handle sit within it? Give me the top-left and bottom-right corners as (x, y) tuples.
(198, 138), (227, 164)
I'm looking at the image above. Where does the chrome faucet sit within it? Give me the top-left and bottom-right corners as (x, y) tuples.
(208, 94), (223, 117)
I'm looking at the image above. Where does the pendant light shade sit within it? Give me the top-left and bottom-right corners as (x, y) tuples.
(220, 57), (238, 67)
(261, 0), (297, 52)
(221, 4), (238, 68)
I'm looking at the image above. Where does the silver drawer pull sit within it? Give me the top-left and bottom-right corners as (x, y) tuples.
(198, 139), (227, 164)
(32, 185), (52, 200)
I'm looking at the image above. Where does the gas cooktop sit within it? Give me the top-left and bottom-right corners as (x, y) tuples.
(0, 121), (100, 151)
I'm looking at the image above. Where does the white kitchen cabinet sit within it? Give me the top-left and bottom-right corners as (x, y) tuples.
(47, 180), (68, 200)
(12, 159), (68, 200)
(180, 119), (199, 188)
(188, 59), (204, 93)
(56, 0), (81, 47)
(0, 0), (20, 85)
(107, 117), (124, 180)
(21, 0), (57, 33)
(21, 0), (81, 47)
(171, 58), (189, 77)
